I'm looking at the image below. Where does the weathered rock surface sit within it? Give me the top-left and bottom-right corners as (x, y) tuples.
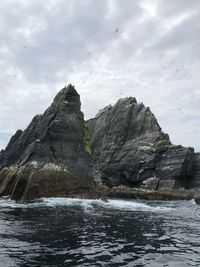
(0, 85), (93, 200)
(87, 97), (194, 190)
(0, 84), (199, 201)
(189, 153), (200, 189)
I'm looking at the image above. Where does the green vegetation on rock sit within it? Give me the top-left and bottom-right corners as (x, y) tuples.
(83, 123), (92, 155)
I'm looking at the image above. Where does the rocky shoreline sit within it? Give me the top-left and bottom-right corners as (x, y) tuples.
(57, 184), (200, 204)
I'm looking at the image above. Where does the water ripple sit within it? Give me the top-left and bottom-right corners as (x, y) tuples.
(0, 197), (200, 266)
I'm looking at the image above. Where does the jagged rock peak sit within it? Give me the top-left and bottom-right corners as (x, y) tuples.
(116, 96), (137, 105)
(0, 84), (92, 200)
(95, 97), (138, 119)
(87, 94), (195, 189)
(0, 84), (86, 169)
(51, 84), (81, 112)
(95, 105), (112, 119)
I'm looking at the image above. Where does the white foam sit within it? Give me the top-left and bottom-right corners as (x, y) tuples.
(99, 199), (172, 212)
(190, 199), (196, 205)
(0, 196), (21, 208)
(0, 196), (172, 212)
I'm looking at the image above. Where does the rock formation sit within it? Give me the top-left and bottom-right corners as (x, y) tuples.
(0, 85), (93, 200)
(189, 153), (200, 188)
(0, 84), (199, 201)
(87, 97), (194, 190)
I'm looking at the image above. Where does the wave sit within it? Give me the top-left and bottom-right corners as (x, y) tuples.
(0, 196), (173, 212)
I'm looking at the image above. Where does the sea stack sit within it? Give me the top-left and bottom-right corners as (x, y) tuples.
(0, 85), (93, 200)
(87, 97), (194, 190)
(0, 84), (199, 201)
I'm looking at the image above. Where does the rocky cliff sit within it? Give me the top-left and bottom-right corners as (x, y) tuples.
(87, 97), (194, 190)
(0, 85), (93, 200)
(189, 153), (200, 188)
(0, 84), (198, 201)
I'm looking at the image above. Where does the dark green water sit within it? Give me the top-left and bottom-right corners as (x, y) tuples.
(0, 197), (200, 267)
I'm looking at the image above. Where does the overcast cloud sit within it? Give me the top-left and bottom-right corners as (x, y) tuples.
(0, 0), (200, 151)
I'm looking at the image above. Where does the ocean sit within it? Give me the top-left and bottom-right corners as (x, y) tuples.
(0, 197), (200, 267)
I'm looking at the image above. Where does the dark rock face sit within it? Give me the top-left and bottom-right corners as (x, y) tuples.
(0, 85), (93, 200)
(0, 85), (198, 200)
(87, 97), (194, 190)
(189, 153), (200, 189)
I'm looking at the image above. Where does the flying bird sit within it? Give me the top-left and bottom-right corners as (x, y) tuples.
(114, 28), (119, 33)
(173, 108), (183, 114)
(177, 108), (182, 112)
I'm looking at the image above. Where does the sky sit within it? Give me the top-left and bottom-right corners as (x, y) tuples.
(0, 0), (200, 151)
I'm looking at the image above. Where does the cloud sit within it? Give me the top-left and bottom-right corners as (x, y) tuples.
(0, 0), (199, 151)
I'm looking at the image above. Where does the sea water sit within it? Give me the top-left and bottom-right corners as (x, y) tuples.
(0, 197), (200, 266)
